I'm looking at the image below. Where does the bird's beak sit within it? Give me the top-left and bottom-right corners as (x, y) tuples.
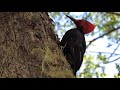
(66, 15), (76, 23)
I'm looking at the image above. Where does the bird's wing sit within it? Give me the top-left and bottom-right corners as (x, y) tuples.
(60, 30), (71, 47)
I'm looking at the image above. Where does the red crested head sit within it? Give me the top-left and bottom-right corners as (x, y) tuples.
(66, 15), (96, 34)
(75, 20), (96, 34)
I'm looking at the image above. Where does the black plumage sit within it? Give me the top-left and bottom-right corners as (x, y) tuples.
(60, 28), (86, 76)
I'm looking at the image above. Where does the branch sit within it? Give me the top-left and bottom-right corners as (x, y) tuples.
(107, 40), (119, 47)
(105, 56), (120, 64)
(107, 44), (120, 60)
(86, 27), (120, 48)
(87, 50), (120, 64)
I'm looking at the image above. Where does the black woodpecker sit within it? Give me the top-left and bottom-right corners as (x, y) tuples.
(60, 15), (96, 76)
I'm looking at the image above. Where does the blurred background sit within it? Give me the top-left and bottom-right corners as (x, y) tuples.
(49, 12), (120, 78)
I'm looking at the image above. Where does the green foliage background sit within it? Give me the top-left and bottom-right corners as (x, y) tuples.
(49, 12), (120, 78)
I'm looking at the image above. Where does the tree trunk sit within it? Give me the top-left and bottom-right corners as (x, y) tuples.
(0, 12), (73, 78)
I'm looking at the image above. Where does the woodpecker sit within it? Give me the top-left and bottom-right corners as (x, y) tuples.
(60, 15), (96, 76)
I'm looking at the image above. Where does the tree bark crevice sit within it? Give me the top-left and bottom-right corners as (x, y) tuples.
(0, 12), (73, 78)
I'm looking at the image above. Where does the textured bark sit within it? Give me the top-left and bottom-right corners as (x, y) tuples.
(0, 12), (73, 78)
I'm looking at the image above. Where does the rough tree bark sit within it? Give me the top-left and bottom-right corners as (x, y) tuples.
(0, 12), (74, 78)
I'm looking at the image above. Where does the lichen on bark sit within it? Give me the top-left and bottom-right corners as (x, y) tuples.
(0, 12), (74, 78)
